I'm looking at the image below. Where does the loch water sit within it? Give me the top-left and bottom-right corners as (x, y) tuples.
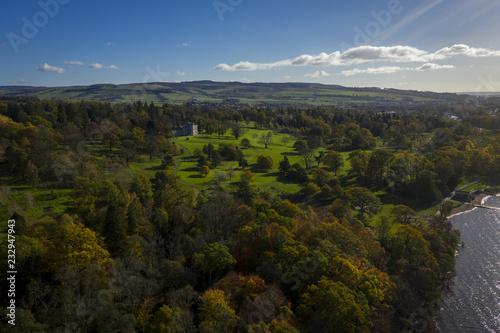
(434, 196), (500, 332)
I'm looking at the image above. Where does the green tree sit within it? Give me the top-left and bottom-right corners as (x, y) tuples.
(293, 140), (308, 154)
(122, 139), (138, 165)
(129, 173), (152, 205)
(25, 161), (39, 188)
(209, 151), (222, 168)
(231, 122), (247, 140)
(239, 157), (249, 169)
(240, 137), (252, 147)
(311, 168), (331, 187)
(390, 205), (418, 225)
(345, 187), (381, 220)
(388, 225), (441, 298)
(365, 150), (392, 186)
(145, 305), (183, 333)
(347, 150), (368, 183)
(257, 154), (274, 172)
(301, 149), (315, 169)
(279, 156), (291, 174)
(103, 204), (127, 255)
(194, 243), (236, 285)
(324, 150), (344, 175)
(259, 131), (274, 148)
(298, 278), (370, 333)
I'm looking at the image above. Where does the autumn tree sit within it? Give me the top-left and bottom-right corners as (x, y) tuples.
(199, 165), (211, 177)
(199, 289), (238, 333)
(30, 215), (111, 272)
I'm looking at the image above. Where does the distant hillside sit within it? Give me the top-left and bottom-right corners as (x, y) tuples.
(0, 81), (469, 107)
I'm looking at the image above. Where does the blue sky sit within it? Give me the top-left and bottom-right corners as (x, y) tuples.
(2, 0), (500, 92)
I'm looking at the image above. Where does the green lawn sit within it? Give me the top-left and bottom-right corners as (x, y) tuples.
(172, 128), (314, 190)
(461, 181), (488, 192)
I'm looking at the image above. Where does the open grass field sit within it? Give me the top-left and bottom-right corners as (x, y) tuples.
(172, 127), (325, 191)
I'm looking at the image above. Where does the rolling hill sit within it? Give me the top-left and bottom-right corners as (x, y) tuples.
(0, 81), (469, 107)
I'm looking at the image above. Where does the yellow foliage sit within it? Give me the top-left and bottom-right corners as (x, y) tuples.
(31, 214), (111, 272)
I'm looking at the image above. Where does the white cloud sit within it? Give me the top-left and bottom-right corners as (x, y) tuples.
(340, 45), (431, 63)
(215, 44), (500, 71)
(416, 63), (455, 71)
(339, 63), (455, 76)
(177, 71), (186, 76)
(89, 63), (104, 69)
(283, 75), (291, 79)
(107, 65), (119, 70)
(36, 63), (65, 74)
(341, 66), (408, 76)
(177, 41), (191, 47)
(64, 60), (84, 65)
(305, 70), (330, 78)
(214, 59), (292, 71)
(433, 44), (500, 58)
(106, 42), (115, 46)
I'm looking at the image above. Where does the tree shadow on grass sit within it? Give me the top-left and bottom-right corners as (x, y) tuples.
(188, 175), (205, 179)
(181, 166), (199, 172)
(261, 172), (280, 179)
(145, 165), (164, 171)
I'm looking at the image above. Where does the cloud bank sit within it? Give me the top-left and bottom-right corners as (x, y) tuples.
(215, 44), (500, 71)
(339, 63), (455, 76)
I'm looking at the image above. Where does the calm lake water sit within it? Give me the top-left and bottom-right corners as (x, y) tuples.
(434, 196), (500, 332)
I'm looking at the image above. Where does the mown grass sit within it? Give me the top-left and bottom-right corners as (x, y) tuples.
(462, 181), (488, 192)
(172, 127), (313, 190)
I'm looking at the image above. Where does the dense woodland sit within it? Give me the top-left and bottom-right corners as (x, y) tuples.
(1, 98), (500, 332)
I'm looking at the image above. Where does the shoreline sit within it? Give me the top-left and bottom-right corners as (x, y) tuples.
(447, 193), (490, 217)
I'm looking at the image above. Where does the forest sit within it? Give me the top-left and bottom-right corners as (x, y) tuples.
(1, 97), (499, 332)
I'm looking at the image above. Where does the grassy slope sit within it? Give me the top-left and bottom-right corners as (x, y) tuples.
(0, 82), (453, 106)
